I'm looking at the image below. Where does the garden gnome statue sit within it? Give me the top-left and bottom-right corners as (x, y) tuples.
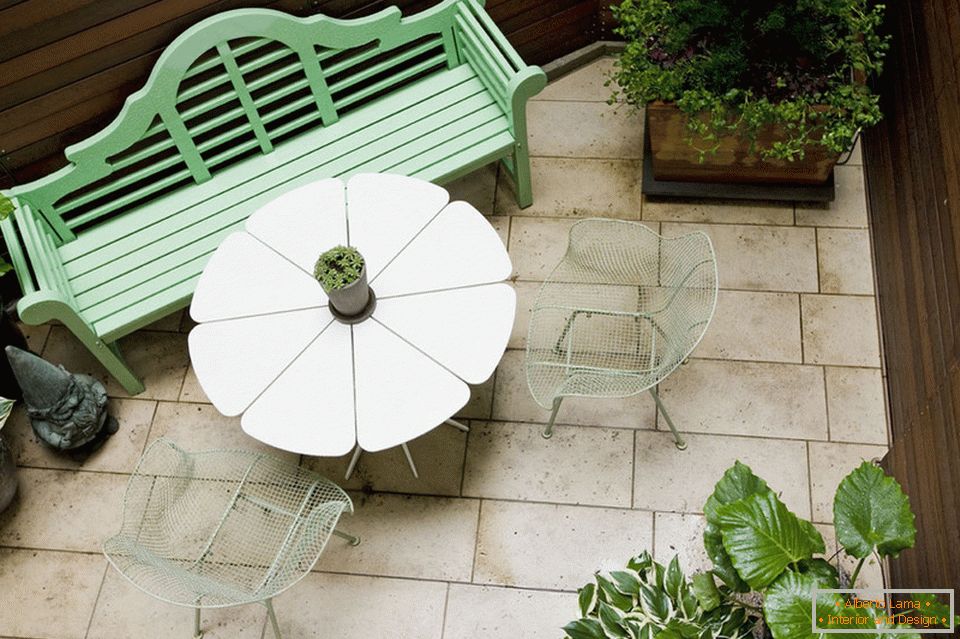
(0, 398), (17, 513)
(5, 346), (117, 454)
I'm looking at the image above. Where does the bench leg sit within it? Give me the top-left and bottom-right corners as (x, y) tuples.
(91, 339), (145, 395)
(510, 142), (534, 209)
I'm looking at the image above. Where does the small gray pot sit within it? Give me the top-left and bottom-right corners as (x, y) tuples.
(325, 267), (374, 321)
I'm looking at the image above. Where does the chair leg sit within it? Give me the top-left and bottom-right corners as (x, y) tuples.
(265, 599), (282, 639)
(94, 339), (145, 395)
(400, 443), (419, 478)
(542, 397), (563, 439)
(344, 445), (362, 480)
(332, 528), (362, 546)
(193, 607), (202, 639)
(649, 387), (687, 450)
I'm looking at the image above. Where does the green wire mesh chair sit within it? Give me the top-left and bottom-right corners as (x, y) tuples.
(103, 439), (359, 639)
(525, 219), (718, 446)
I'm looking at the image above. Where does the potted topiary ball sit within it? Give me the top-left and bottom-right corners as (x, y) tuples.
(314, 245), (374, 322)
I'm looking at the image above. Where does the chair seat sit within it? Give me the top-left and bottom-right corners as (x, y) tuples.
(58, 64), (513, 342)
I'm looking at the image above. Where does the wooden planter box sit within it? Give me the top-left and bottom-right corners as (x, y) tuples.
(646, 102), (840, 185)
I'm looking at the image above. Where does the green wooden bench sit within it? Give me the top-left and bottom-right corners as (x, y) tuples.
(0, 0), (545, 395)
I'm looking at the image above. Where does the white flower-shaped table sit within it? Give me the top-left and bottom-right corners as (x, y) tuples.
(188, 174), (515, 477)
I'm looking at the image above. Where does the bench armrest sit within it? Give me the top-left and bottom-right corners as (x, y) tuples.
(453, 0), (547, 133)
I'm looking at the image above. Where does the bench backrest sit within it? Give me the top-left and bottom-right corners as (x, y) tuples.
(9, 0), (512, 244)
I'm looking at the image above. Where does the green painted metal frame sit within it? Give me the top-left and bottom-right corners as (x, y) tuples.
(0, 0), (546, 395)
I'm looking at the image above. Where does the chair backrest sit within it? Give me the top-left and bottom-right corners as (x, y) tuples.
(9, 2), (469, 243)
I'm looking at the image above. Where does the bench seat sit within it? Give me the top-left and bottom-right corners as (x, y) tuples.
(64, 65), (511, 342)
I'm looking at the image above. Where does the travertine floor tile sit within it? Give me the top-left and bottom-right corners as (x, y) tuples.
(634, 431), (811, 517)
(661, 223), (818, 292)
(697, 291), (802, 362)
(178, 365), (208, 403)
(489, 214), (510, 247)
(304, 426), (467, 497)
(19, 322), (51, 353)
(653, 513), (709, 574)
(271, 572), (447, 639)
(808, 442), (888, 523)
(0, 468), (125, 552)
(642, 198), (793, 226)
(508, 217), (578, 281)
(796, 165), (868, 228)
(495, 158), (642, 218)
(88, 569), (265, 639)
(456, 375), (495, 420)
(41, 326), (189, 401)
(444, 584), (578, 639)
(534, 56), (618, 102)
(825, 367), (888, 445)
(474, 500), (653, 590)
(7, 398), (155, 473)
(317, 493), (479, 581)
(142, 309), (184, 332)
(0, 548), (104, 639)
(659, 359), (828, 440)
(462, 421), (634, 507)
(492, 349), (656, 429)
(818, 228), (874, 294)
(149, 402), (298, 464)
(508, 280), (541, 349)
(445, 163), (498, 215)
(527, 101), (643, 159)
(801, 295), (881, 367)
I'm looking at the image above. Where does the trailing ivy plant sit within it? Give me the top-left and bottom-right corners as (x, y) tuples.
(564, 551), (758, 639)
(314, 245), (364, 291)
(611, 0), (890, 160)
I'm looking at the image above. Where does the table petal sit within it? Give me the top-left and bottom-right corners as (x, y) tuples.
(190, 232), (327, 322)
(374, 284), (515, 384)
(241, 321), (355, 456)
(346, 173), (449, 280)
(353, 319), (469, 452)
(188, 308), (331, 415)
(371, 201), (511, 296)
(246, 178), (348, 272)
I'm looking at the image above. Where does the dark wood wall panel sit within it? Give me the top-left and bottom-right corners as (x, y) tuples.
(0, 0), (602, 187)
(866, 0), (960, 591)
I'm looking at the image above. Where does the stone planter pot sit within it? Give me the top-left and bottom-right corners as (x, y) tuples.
(324, 267), (375, 323)
(646, 102), (840, 185)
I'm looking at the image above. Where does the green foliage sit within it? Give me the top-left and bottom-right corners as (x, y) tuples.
(0, 194), (14, 277)
(564, 551), (758, 639)
(313, 245), (364, 291)
(698, 460), (916, 638)
(834, 461), (916, 559)
(611, 0), (890, 160)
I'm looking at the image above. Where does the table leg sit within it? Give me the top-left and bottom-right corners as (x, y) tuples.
(344, 445), (362, 480)
(400, 443), (419, 478)
(445, 418), (470, 432)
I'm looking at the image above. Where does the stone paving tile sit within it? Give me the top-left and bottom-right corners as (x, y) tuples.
(444, 584), (578, 639)
(659, 359), (828, 441)
(808, 442), (888, 523)
(445, 163), (498, 215)
(142, 309), (184, 332)
(534, 56), (618, 102)
(6, 398), (155, 473)
(634, 431), (811, 517)
(462, 421), (634, 507)
(304, 426), (467, 497)
(271, 572), (447, 639)
(456, 375), (495, 420)
(653, 512), (710, 574)
(696, 290), (802, 363)
(825, 367), (888, 445)
(801, 295), (881, 367)
(796, 165), (868, 228)
(489, 214), (510, 248)
(661, 222), (818, 292)
(474, 500), (653, 590)
(88, 569), (265, 639)
(642, 197), (794, 226)
(527, 101), (643, 159)
(178, 365), (208, 402)
(495, 158), (642, 218)
(0, 468), (125, 552)
(818, 228), (875, 294)
(0, 548), (104, 639)
(492, 349), (657, 429)
(41, 326), (189, 401)
(508, 280), (540, 349)
(149, 402), (299, 464)
(508, 216), (577, 281)
(19, 322), (51, 353)
(316, 492), (479, 581)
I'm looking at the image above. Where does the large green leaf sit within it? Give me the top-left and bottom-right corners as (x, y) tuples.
(565, 618), (606, 639)
(703, 522), (750, 592)
(834, 461), (916, 559)
(717, 491), (823, 590)
(704, 461), (771, 523)
(764, 572), (836, 639)
(797, 558), (839, 588)
(690, 572), (721, 611)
